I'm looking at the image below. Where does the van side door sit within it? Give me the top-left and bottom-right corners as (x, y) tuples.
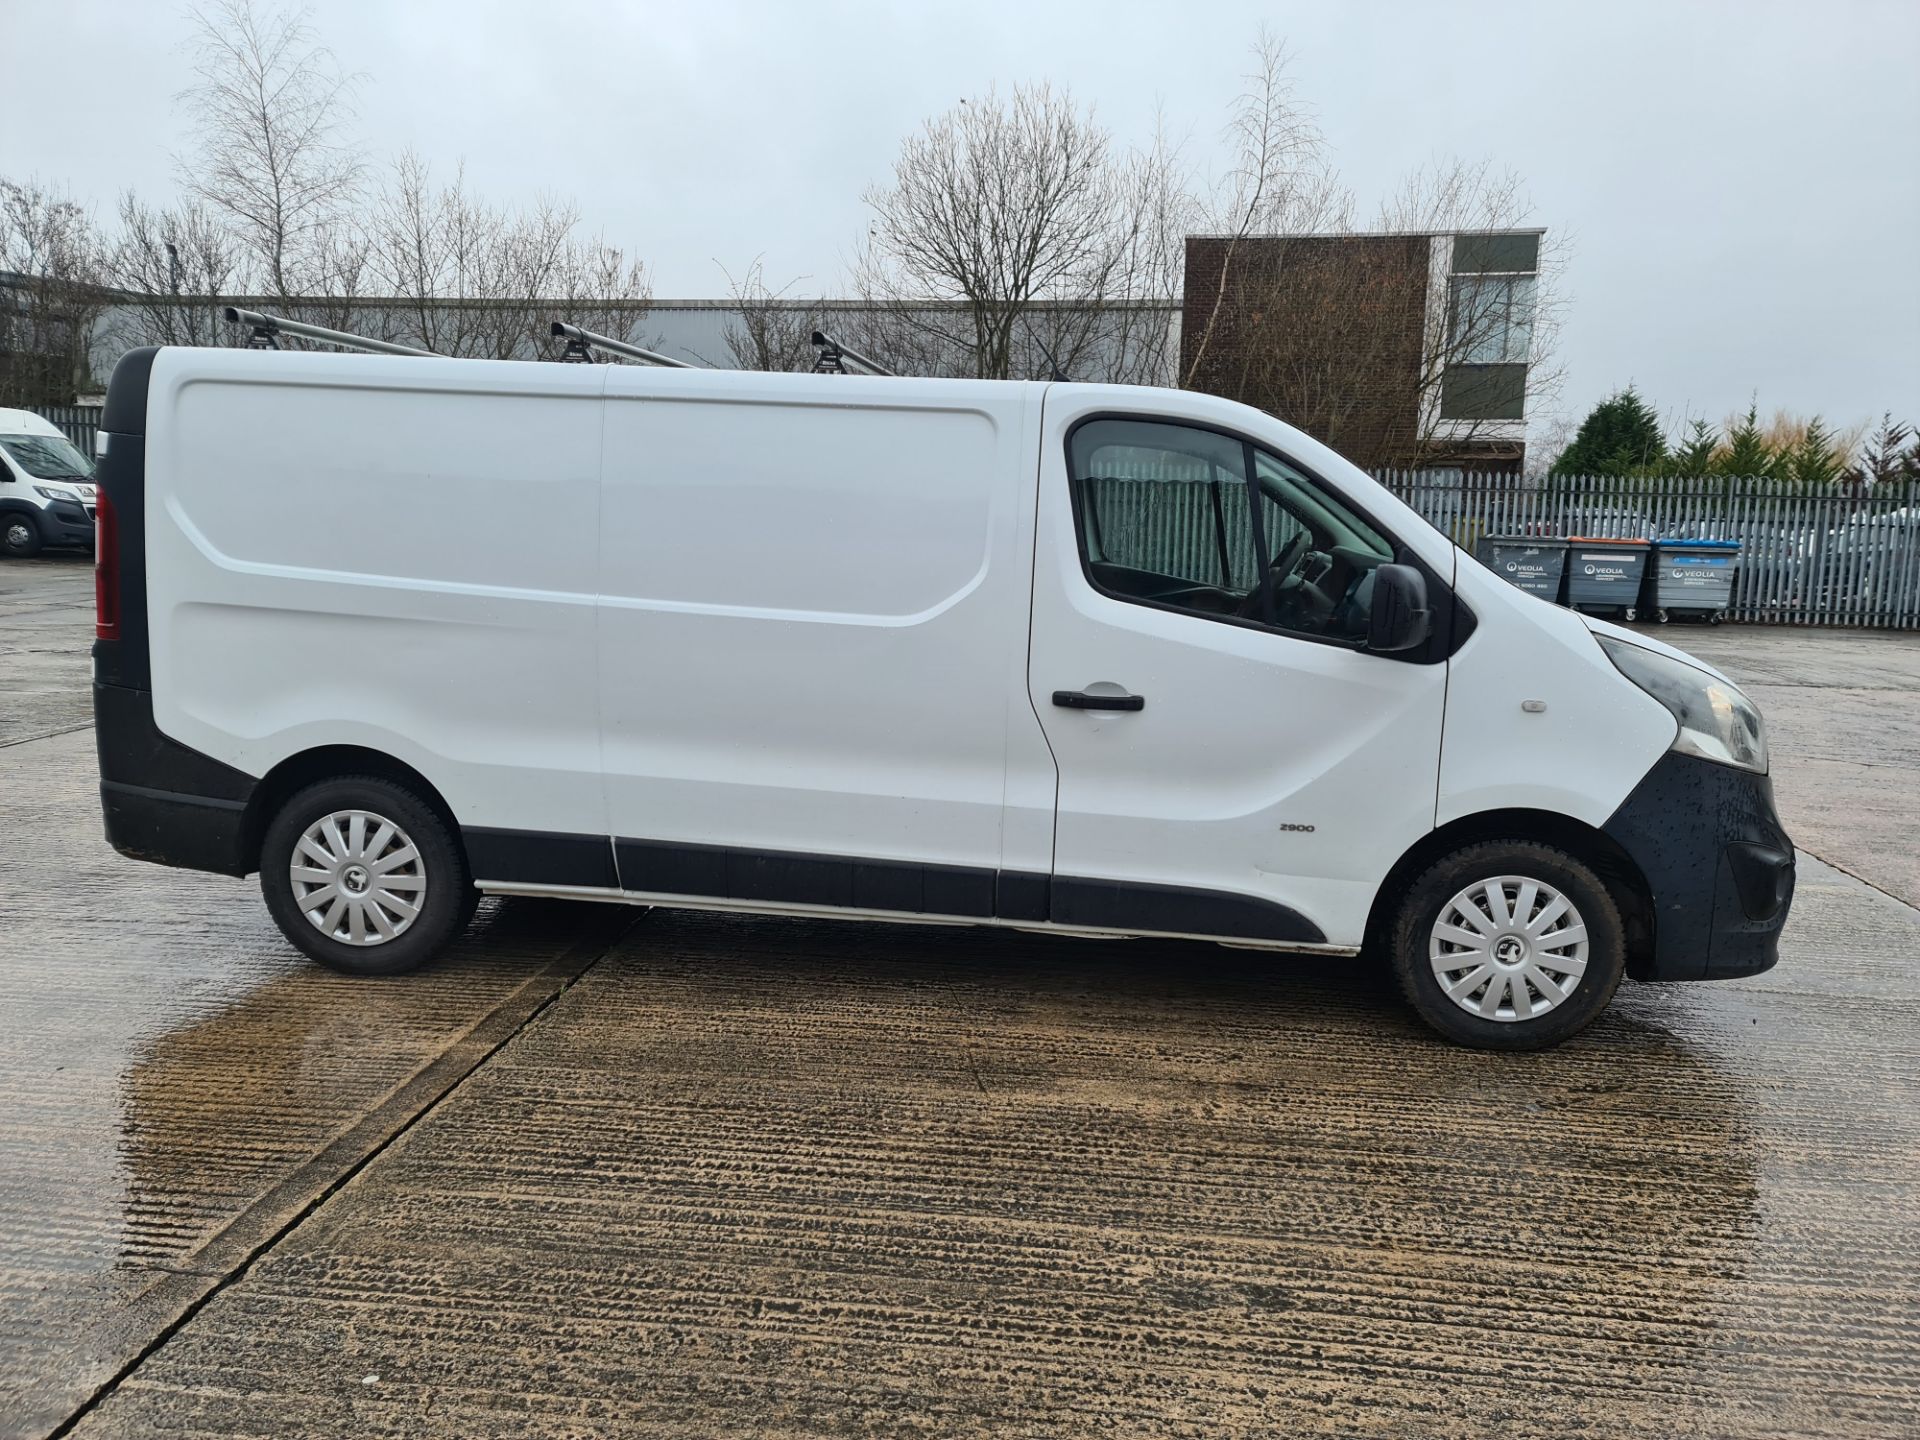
(1026, 399), (1450, 950)
(595, 371), (1056, 917)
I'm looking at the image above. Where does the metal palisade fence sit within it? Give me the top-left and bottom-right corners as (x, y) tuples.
(33, 404), (104, 458)
(1377, 471), (1920, 629)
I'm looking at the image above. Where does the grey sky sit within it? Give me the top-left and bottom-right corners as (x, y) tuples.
(8, 0), (1918, 439)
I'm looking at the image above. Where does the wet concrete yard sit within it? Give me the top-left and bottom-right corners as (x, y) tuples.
(4, 553), (1919, 1437)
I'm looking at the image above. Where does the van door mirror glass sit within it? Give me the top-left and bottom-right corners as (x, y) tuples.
(1367, 563), (1432, 653)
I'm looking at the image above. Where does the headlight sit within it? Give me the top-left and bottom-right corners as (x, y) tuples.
(34, 486), (75, 502)
(1597, 636), (1768, 773)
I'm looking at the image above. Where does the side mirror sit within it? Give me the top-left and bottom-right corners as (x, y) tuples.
(1368, 563), (1432, 653)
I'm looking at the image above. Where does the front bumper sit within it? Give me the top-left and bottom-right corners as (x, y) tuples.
(1603, 750), (1795, 981)
(39, 499), (95, 547)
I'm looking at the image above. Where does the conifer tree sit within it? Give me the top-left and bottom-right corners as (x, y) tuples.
(1666, 417), (1720, 476)
(1712, 404), (1781, 480)
(1549, 387), (1668, 476)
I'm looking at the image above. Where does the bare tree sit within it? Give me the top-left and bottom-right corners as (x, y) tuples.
(471, 193), (573, 358)
(369, 155), (648, 358)
(1377, 157), (1568, 462)
(1019, 116), (1192, 385)
(1183, 146), (1565, 469)
(854, 83), (1174, 382)
(1198, 231), (1430, 464)
(1180, 30), (1347, 388)
(370, 153), (512, 355)
(109, 192), (251, 348)
(179, 0), (361, 299)
(0, 178), (109, 404)
(717, 258), (819, 372)
(1103, 119), (1193, 383)
(545, 223), (651, 357)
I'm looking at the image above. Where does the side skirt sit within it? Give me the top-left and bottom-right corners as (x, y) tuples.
(470, 880), (1362, 957)
(462, 831), (1335, 950)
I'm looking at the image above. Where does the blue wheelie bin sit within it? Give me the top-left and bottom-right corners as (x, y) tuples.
(1645, 538), (1741, 624)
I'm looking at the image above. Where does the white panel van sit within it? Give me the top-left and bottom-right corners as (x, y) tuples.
(1, 407), (98, 557)
(90, 347), (1795, 1049)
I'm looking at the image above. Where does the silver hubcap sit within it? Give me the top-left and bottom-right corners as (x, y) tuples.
(290, 809), (427, 947)
(1429, 875), (1589, 1023)
(5, 521), (29, 547)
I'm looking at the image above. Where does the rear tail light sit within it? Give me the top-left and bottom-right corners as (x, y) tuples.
(95, 489), (120, 641)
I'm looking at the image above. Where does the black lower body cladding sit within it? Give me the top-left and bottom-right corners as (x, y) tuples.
(1603, 750), (1795, 982)
(586, 837), (1324, 941)
(95, 682), (257, 876)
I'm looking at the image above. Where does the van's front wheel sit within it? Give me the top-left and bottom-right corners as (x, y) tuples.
(2, 512), (43, 558)
(1390, 841), (1626, 1050)
(260, 775), (471, 976)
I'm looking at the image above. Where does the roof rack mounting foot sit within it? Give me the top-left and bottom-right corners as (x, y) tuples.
(549, 321), (694, 368)
(810, 329), (894, 377)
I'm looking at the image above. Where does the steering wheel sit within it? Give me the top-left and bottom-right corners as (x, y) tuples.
(1239, 531), (1310, 618)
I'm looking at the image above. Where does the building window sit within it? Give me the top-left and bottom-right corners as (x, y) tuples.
(1440, 230), (1539, 424)
(1440, 363), (1528, 421)
(1452, 232), (1540, 275)
(1448, 273), (1536, 366)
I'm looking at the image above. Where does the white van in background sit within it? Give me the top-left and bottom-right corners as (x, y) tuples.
(90, 346), (1794, 1049)
(0, 408), (97, 557)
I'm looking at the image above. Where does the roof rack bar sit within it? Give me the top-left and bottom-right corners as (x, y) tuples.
(222, 306), (437, 357)
(550, 321), (693, 368)
(810, 329), (893, 377)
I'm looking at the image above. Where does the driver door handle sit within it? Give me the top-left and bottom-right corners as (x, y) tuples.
(1052, 689), (1145, 712)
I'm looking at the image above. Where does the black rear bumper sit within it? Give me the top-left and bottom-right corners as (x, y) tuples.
(95, 681), (257, 877)
(1603, 750), (1795, 982)
(101, 779), (251, 875)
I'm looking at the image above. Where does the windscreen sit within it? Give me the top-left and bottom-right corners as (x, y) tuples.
(0, 433), (93, 481)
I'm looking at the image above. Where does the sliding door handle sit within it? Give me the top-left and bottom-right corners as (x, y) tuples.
(1052, 689), (1145, 712)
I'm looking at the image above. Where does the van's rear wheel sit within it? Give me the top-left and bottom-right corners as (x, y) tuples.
(260, 775), (471, 976)
(1390, 841), (1626, 1051)
(3, 512), (43, 558)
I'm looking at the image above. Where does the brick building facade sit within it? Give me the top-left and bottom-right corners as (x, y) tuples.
(1180, 229), (1541, 473)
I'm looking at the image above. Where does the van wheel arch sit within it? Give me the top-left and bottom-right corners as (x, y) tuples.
(1366, 809), (1655, 980)
(244, 746), (463, 874)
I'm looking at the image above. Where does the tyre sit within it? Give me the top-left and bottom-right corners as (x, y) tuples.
(1653, 608), (1669, 624)
(2, 511), (43, 559)
(259, 775), (471, 976)
(1623, 606), (1638, 623)
(1389, 841), (1626, 1051)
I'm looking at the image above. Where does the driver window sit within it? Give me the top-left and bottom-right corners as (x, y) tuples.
(1069, 418), (1261, 620)
(1068, 416), (1398, 648)
(1251, 448), (1395, 644)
